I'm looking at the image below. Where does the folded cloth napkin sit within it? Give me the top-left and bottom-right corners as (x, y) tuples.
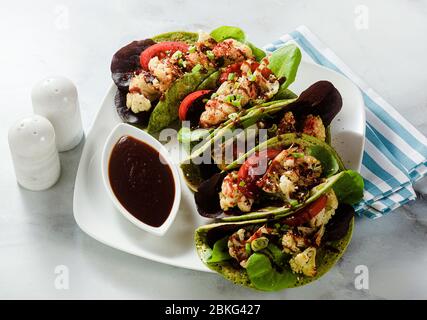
(264, 26), (427, 218)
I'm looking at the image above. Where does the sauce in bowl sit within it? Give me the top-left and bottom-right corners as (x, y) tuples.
(108, 135), (175, 227)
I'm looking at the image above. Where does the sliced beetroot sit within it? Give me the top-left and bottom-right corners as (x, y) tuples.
(324, 203), (354, 241)
(178, 90), (213, 128)
(114, 89), (151, 126)
(288, 80), (342, 127)
(195, 172), (227, 218)
(111, 39), (156, 90)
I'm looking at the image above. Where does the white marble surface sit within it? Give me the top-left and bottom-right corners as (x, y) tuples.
(1, 0), (427, 299)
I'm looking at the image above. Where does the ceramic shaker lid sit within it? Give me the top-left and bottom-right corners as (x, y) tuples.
(32, 76), (83, 152)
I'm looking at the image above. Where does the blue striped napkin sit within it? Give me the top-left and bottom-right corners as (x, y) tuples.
(264, 26), (427, 219)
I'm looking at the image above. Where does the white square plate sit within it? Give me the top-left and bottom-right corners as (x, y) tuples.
(73, 61), (365, 272)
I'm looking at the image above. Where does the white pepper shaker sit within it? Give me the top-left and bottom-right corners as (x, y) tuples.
(31, 76), (83, 152)
(8, 115), (61, 191)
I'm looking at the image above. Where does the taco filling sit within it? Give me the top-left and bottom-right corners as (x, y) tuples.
(219, 145), (325, 213)
(178, 43), (302, 131)
(198, 59), (280, 128)
(225, 189), (337, 276)
(195, 198), (358, 291)
(125, 31), (254, 115)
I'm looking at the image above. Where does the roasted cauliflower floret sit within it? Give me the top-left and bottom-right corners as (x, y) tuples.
(199, 99), (239, 128)
(289, 247), (317, 277)
(128, 71), (160, 101)
(279, 175), (296, 202)
(302, 115), (326, 141)
(278, 111), (297, 134)
(212, 39), (253, 65)
(282, 230), (309, 254)
(309, 190), (338, 228)
(148, 56), (182, 92)
(126, 92), (152, 113)
(251, 60), (280, 100)
(228, 228), (251, 268)
(219, 172), (254, 212)
(257, 148), (323, 201)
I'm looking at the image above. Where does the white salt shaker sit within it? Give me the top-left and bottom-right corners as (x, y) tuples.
(31, 76), (83, 152)
(8, 115), (61, 191)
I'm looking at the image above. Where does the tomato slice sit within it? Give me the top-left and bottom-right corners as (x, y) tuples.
(237, 149), (282, 196)
(282, 195), (328, 226)
(139, 41), (189, 70)
(219, 61), (273, 83)
(260, 67), (272, 78)
(249, 62), (260, 72)
(219, 62), (243, 83)
(178, 90), (213, 121)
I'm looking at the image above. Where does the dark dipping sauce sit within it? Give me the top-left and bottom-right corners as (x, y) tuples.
(108, 136), (175, 227)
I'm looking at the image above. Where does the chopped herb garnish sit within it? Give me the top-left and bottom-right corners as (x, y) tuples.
(227, 72), (235, 81)
(289, 199), (298, 207)
(231, 99), (241, 107)
(248, 74), (257, 82)
(211, 92), (218, 99)
(291, 152), (304, 158)
(224, 95), (233, 103)
(206, 50), (215, 60)
(251, 237), (269, 252)
(188, 45), (196, 53)
(178, 58), (187, 68)
(228, 113), (238, 120)
(245, 243), (251, 255)
(172, 50), (182, 59)
(239, 180), (246, 187)
(191, 64), (202, 72)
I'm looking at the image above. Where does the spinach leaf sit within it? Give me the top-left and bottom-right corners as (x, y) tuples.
(273, 86), (298, 100)
(307, 145), (340, 177)
(268, 44), (302, 89)
(246, 253), (297, 291)
(332, 170), (364, 205)
(196, 71), (221, 90)
(210, 26), (246, 43)
(207, 236), (231, 263)
(247, 42), (266, 61)
(147, 69), (214, 133)
(265, 243), (288, 267)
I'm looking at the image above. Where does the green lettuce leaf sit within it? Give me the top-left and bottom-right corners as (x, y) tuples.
(147, 69), (215, 133)
(307, 145), (340, 177)
(210, 26), (246, 42)
(248, 42), (266, 61)
(268, 44), (302, 89)
(273, 87), (298, 100)
(332, 170), (364, 205)
(207, 237), (231, 263)
(196, 70), (220, 90)
(246, 253), (297, 291)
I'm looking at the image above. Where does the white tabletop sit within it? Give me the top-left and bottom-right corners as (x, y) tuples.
(1, 0), (427, 299)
